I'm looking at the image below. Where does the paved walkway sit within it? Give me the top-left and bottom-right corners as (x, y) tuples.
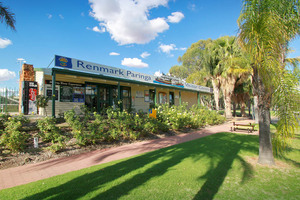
(0, 119), (257, 190)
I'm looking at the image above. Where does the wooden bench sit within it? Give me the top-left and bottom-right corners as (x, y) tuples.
(231, 122), (255, 133)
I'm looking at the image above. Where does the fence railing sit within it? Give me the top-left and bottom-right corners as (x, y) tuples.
(0, 88), (19, 113)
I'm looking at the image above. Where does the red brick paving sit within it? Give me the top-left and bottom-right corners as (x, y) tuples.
(0, 119), (257, 190)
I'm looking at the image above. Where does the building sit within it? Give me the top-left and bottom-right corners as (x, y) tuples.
(19, 55), (213, 117)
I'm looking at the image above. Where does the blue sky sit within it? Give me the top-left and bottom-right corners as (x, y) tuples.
(0, 0), (299, 90)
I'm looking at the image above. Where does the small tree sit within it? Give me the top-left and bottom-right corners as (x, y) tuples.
(36, 95), (49, 116)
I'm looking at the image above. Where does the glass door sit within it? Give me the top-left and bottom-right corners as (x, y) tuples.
(149, 89), (155, 109)
(99, 86), (109, 112)
(110, 87), (118, 109)
(85, 85), (98, 112)
(85, 83), (131, 113)
(169, 92), (174, 106)
(121, 87), (131, 111)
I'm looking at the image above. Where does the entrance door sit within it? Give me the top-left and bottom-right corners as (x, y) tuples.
(149, 89), (155, 109)
(121, 87), (131, 110)
(85, 83), (131, 113)
(85, 85), (98, 112)
(98, 86), (109, 112)
(169, 92), (174, 106)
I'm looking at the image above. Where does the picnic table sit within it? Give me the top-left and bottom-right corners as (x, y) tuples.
(231, 122), (255, 133)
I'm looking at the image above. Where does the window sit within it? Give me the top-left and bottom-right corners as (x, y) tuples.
(159, 92), (167, 104)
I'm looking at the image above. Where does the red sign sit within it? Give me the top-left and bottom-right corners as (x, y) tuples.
(29, 88), (37, 101)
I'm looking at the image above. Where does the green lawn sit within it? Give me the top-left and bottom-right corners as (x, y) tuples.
(1, 131), (299, 200)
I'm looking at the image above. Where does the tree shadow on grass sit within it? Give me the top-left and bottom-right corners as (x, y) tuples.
(192, 140), (255, 200)
(19, 133), (258, 200)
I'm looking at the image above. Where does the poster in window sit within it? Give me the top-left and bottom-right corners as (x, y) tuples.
(45, 84), (59, 101)
(29, 88), (37, 114)
(135, 90), (143, 98)
(60, 86), (73, 102)
(144, 90), (149, 102)
(73, 87), (85, 102)
(159, 92), (167, 104)
(123, 89), (129, 97)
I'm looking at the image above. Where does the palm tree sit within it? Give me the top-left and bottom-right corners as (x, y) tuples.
(0, 2), (16, 30)
(212, 36), (251, 118)
(238, 0), (300, 165)
(232, 78), (252, 117)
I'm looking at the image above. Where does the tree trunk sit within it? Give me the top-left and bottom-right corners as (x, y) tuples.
(241, 101), (247, 117)
(253, 96), (259, 123)
(233, 102), (236, 117)
(248, 99), (251, 116)
(257, 95), (274, 165)
(253, 68), (275, 165)
(211, 79), (220, 111)
(221, 76), (235, 119)
(224, 89), (233, 118)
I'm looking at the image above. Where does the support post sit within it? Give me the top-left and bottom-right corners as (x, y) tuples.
(52, 70), (56, 117)
(154, 87), (157, 107)
(5, 88), (7, 113)
(0, 91), (2, 112)
(117, 82), (122, 111)
(179, 91), (181, 105)
(197, 92), (200, 105)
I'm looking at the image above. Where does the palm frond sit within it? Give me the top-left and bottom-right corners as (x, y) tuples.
(0, 3), (16, 30)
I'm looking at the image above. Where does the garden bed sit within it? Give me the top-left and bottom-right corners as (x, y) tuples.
(0, 125), (193, 170)
(0, 104), (226, 170)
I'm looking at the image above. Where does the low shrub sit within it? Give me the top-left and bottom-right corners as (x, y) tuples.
(157, 103), (225, 130)
(0, 116), (28, 153)
(64, 106), (103, 146)
(64, 109), (88, 146)
(37, 117), (61, 143)
(47, 136), (65, 153)
(0, 113), (11, 130)
(87, 112), (106, 144)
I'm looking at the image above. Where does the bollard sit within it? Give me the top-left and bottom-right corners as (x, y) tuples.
(34, 137), (39, 148)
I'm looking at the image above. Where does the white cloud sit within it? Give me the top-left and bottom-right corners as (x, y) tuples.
(159, 44), (177, 54)
(167, 12), (184, 23)
(89, 0), (184, 45)
(154, 70), (163, 77)
(109, 52), (120, 56)
(0, 69), (16, 81)
(0, 38), (12, 48)
(59, 14), (64, 19)
(92, 26), (106, 33)
(188, 3), (196, 11)
(81, 12), (85, 17)
(159, 44), (186, 56)
(121, 58), (148, 68)
(141, 52), (150, 58)
(47, 14), (52, 19)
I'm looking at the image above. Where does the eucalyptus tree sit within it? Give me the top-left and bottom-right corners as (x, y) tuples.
(0, 2), (15, 30)
(238, 0), (300, 165)
(170, 39), (223, 110)
(168, 65), (189, 79)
